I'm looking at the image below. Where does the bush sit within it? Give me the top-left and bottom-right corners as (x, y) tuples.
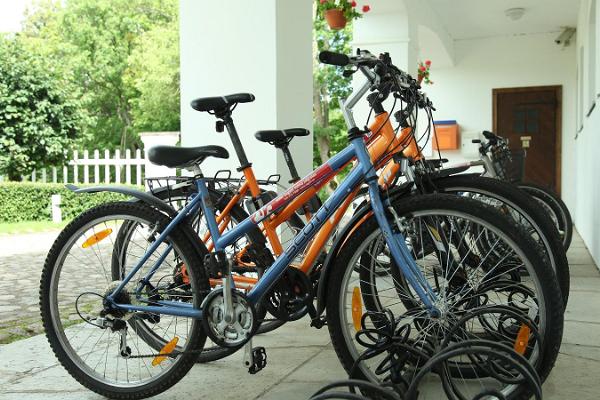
(0, 182), (141, 222)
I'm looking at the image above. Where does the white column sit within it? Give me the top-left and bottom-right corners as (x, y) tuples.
(179, 0), (312, 186)
(139, 132), (180, 179)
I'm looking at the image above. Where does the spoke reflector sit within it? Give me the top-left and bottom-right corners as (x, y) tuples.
(152, 337), (179, 366)
(82, 228), (113, 248)
(514, 324), (531, 355)
(352, 286), (363, 332)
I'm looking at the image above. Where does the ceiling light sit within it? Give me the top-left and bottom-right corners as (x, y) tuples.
(505, 7), (526, 21)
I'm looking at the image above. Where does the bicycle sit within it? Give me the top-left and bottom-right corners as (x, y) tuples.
(40, 49), (564, 399)
(466, 130), (573, 249)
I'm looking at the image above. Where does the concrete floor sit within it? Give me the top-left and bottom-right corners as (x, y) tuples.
(0, 230), (598, 400)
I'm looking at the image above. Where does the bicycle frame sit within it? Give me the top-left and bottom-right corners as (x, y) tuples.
(106, 73), (440, 319)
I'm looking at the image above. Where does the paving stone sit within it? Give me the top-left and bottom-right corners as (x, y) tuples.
(544, 349), (600, 400)
(0, 230), (599, 399)
(567, 247), (597, 265)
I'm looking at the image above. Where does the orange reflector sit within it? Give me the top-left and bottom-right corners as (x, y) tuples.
(180, 264), (190, 285)
(514, 324), (531, 355)
(352, 287), (363, 332)
(152, 337), (179, 366)
(82, 228), (113, 248)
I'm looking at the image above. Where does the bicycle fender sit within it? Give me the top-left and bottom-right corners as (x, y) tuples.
(315, 183), (412, 316)
(65, 184), (177, 217)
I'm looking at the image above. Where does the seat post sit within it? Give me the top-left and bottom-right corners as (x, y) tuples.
(221, 113), (251, 171)
(277, 143), (301, 183)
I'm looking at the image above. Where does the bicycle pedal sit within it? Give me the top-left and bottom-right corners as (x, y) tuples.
(247, 347), (267, 374)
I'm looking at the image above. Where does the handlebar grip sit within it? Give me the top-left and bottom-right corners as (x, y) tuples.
(482, 130), (497, 140)
(319, 51), (350, 67)
(472, 139), (481, 144)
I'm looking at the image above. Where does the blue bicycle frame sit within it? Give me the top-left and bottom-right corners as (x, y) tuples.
(106, 74), (440, 320)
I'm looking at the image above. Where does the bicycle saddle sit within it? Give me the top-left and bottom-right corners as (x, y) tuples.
(423, 158), (449, 169)
(254, 128), (310, 147)
(148, 145), (229, 168)
(191, 93), (255, 113)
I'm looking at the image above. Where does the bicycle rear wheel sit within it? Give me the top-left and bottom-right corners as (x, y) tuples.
(434, 175), (570, 304)
(40, 202), (209, 399)
(117, 183), (303, 362)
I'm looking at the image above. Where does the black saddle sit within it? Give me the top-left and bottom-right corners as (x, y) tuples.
(254, 128), (310, 146)
(191, 93), (255, 113)
(147, 145), (229, 168)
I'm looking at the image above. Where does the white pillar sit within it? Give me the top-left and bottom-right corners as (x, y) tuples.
(179, 0), (312, 187)
(139, 131), (180, 180)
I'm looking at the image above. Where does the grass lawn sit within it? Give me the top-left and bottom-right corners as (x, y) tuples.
(0, 220), (67, 235)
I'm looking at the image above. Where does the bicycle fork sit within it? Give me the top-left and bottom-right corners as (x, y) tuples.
(352, 139), (440, 317)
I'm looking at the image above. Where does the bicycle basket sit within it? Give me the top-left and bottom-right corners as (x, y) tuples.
(492, 147), (525, 183)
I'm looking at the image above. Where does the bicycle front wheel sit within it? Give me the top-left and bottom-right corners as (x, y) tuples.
(326, 194), (564, 400)
(518, 182), (573, 250)
(40, 201), (209, 399)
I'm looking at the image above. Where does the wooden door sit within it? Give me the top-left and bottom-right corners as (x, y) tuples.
(493, 86), (562, 192)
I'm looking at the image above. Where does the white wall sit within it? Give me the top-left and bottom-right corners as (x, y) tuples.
(422, 22), (600, 266)
(423, 32), (577, 206)
(573, 0), (600, 265)
(179, 0), (312, 186)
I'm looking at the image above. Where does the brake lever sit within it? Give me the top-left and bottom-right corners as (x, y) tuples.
(343, 67), (358, 77)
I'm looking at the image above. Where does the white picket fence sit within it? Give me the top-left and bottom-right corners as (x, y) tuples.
(16, 149), (146, 185)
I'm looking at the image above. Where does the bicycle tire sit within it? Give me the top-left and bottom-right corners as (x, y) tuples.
(434, 175), (570, 304)
(40, 201), (209, 399)
(518, 182), (573, 250)
(327, 194), (564, 400)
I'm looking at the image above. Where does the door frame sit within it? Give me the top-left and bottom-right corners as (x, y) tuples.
(492, 85), (562, 194)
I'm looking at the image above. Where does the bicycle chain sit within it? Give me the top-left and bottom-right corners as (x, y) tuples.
(123, 318), (280, 359)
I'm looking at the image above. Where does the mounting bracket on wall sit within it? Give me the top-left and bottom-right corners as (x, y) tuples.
(555, 27), (576, 47)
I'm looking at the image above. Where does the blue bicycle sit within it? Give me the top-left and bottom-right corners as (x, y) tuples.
(39, 50), (563, 399)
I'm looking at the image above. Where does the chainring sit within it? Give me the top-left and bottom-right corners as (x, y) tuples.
(264, 267), (312, 321)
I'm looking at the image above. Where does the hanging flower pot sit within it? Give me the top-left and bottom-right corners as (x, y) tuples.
(324, 8), (347, 30)
(317, 1), (371, 31)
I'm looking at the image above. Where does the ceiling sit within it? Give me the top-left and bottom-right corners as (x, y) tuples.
(427, 0), (581, 40)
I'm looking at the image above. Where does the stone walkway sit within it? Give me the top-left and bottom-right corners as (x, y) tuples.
(0, 231), (58, 343)
(0, 230), (598, 399)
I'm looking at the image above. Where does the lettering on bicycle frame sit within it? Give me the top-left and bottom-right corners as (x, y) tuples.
(250, 163), (334, 224)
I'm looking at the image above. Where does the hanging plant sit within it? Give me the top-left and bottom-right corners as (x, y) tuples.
(417, 60), (433, 85)
(317, 0), (371, 30)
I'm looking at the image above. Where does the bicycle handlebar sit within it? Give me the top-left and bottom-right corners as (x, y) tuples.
(318, 51), (350, 67)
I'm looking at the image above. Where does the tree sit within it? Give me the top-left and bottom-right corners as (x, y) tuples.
(21, 0), (179, 151)
(125, 24), (180, 133)
(0, 35), (87, 180)
(313, 7), (354, 190)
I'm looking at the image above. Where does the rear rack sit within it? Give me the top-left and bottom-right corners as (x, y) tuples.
(144, 171), (283, 206)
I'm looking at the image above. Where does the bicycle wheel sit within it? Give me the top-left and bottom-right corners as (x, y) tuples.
(434, 175), (570, 304)
(40, 202), (209, 399)
(518, 182), (573, 250)
(326, 194), (564, 400)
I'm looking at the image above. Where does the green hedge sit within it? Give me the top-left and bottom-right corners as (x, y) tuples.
(0, 182), (141, 222)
